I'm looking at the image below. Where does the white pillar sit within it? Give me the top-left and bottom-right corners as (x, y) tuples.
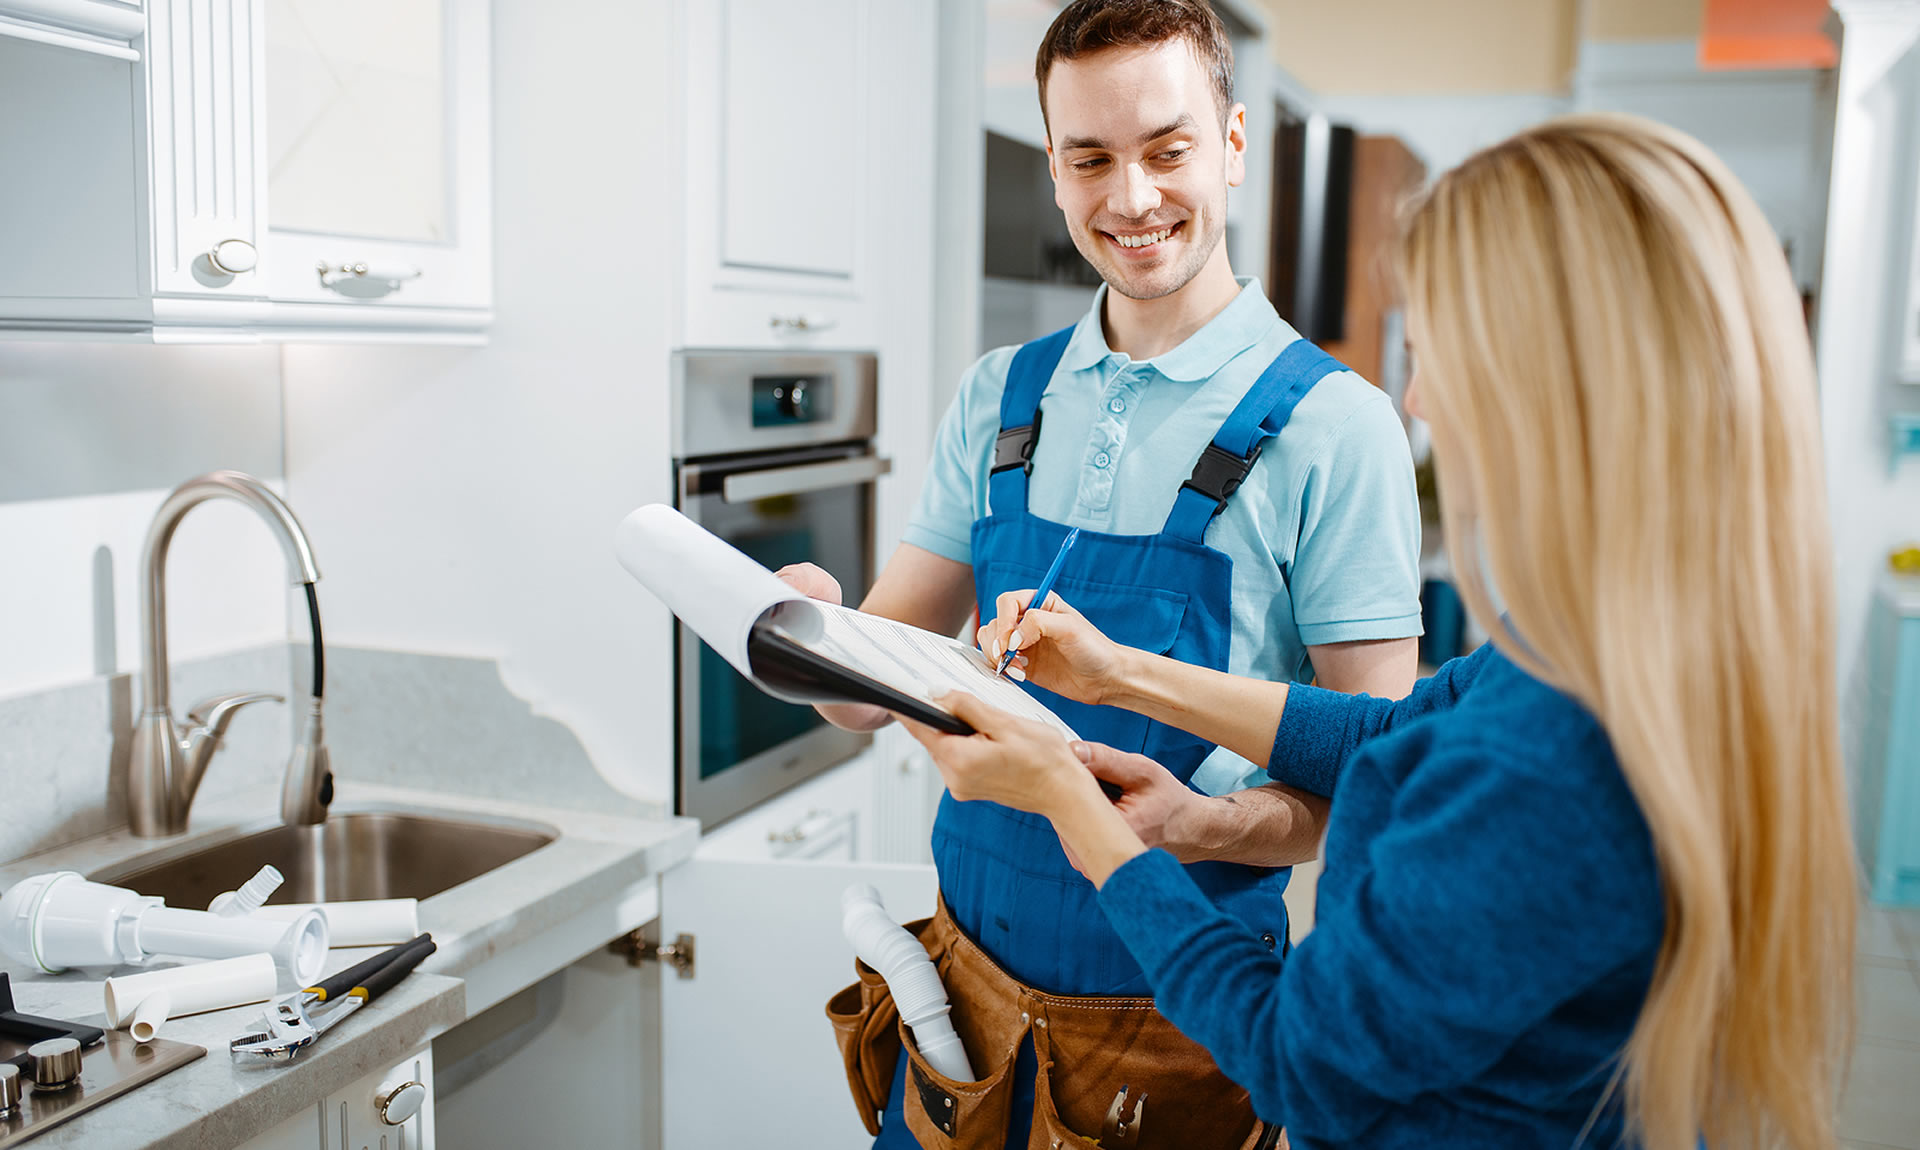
(1814, 1), (1920, 772)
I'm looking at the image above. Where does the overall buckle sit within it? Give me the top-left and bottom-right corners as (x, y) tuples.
(991, 410), (1045, 475)
(1180, 441), (1262, 516)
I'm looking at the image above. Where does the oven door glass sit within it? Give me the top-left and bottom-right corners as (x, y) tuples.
(677, 448), (875, 818)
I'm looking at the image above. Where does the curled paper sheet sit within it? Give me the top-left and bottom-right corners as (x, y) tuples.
(614, 502), (807, 682)
(103, 952), (277, 1041)
(255, 899), (420, 948)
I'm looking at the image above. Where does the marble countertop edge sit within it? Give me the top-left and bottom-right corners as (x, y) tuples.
(0, 777), (701, 1148)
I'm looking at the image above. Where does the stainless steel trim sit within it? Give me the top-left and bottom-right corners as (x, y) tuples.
(718, 455), (891, 503)
(672, 349), (877, 459)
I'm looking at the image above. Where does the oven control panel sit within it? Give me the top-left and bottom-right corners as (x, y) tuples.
(752, 374), (833, 427)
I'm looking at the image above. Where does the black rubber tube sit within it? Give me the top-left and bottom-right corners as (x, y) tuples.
(304, 581), (325, 699)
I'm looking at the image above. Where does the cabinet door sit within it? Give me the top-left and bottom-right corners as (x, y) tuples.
(659, 855), (937, 1146)
(256, 0), (491, 327)
(146, 0), (271, 306)
(681, 0), (893, 349)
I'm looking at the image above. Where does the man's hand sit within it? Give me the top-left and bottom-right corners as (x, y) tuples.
(773, 562), (844, 605)
(1077, 744), (1328, 867)
(1071, 742), (1208, 857)
(976, 591), (1131, 704)
(774, 562), (894, 731)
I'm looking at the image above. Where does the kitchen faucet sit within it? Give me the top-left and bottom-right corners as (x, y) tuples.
(127, 470), (334, 838)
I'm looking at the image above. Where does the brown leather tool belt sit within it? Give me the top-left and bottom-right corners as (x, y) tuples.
(828, 900), (1281, 1150)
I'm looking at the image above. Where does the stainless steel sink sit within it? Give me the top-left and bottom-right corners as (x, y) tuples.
(88, 811), (558, 907)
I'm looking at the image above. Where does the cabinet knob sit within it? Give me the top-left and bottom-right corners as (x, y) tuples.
(375, 1079), (427, 1126)
(207, 239), (258, 276)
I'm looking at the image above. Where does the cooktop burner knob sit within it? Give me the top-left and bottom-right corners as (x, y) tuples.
(0, 1063), (21, 1115)
(28, 1037), (82, 1091)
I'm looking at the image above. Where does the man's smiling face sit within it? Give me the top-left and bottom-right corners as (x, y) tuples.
(1044, 38), (1246, 302)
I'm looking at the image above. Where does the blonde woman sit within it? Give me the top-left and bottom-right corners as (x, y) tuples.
(902, 114), (1857, 1150)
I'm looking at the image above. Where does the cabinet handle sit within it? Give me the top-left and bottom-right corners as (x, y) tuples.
(206, 239), (257, 276)
(317, 261), (423, 293)
(770, 313), (837, 334)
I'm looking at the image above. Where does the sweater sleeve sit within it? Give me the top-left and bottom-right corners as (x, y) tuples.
(1098, 741), (1660, 1140)
(1266, 642), (1495, 796)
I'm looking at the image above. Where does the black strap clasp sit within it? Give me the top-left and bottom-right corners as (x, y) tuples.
(991, 410), (1045, 475)
(1179, 440), (1263, 516)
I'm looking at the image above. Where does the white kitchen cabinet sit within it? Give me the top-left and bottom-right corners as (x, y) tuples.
(677, 0), (933, 351)
(239, 1045), (437, 1150)
(0, 0), (490, 342)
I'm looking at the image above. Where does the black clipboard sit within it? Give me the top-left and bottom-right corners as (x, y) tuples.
(748, 623), (976, 736)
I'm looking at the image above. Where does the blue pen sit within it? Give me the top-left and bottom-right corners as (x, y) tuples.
(997, 527), (1080, 677)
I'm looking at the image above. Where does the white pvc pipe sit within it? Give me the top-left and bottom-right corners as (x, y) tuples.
(135, 905), (329, 985)
(127, 990), (170, 1042)
(1, 872), (327, 982)
(840, 885), (974, 1082)
(103, 953), (278, 1039)
(251, 900), (420, 948)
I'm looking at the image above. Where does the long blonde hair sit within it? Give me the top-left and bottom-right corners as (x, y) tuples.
(1396, 114), (1855, 1150)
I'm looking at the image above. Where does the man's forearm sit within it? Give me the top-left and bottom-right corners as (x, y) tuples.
(1163, 782), (1328, 867)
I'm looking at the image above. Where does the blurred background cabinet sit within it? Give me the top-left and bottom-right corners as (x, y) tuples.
(1862, 577), (1920, 906)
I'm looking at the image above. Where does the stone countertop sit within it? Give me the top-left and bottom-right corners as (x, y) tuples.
(0, 780), (700, 1149)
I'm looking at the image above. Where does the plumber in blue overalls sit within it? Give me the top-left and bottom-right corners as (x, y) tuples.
(779, 3), (1424, 1146)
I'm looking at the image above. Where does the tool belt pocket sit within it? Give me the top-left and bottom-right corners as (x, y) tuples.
(825, 952), (906, 1136)
(897, 1009), (1024, 1150)
(1026, 998), (1273, 1150)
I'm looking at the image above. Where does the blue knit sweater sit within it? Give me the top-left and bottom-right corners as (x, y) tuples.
(1096, 643), (1665, 1148)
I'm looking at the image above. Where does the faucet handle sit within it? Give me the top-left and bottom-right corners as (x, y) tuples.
(185, 691), (285, 745)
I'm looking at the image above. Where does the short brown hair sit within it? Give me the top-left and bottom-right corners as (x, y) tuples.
(1034, 0), (1235, 135)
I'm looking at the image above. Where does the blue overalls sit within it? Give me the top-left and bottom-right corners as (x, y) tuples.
(875, 326), (1348, 1149)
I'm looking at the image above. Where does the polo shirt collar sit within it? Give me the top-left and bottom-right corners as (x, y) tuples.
(1057, 277), (1281, 382)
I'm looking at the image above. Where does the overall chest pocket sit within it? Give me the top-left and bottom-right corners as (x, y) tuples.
(977, 562), (1190, 756)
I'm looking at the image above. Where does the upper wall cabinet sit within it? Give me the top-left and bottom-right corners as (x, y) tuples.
(679, 0), (922, 351)
(0, 0), (490, 342)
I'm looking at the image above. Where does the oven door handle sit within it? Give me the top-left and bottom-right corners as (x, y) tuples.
(711, 455), (893, 503)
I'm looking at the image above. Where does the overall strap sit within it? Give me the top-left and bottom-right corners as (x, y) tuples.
(988, 325), (1076, 516)
(1165, 339), (1348, 543)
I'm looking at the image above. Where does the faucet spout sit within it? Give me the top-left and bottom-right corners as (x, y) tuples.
(128, 471), (329, 838)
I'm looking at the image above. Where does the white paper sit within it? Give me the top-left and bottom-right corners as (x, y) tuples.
(615, 503), (1078, 737)
(615, 503), (808, 680)
(771, 603), (1078, 738)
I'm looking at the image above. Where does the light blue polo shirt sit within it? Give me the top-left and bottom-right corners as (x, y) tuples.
(904, 278), (1423, 794)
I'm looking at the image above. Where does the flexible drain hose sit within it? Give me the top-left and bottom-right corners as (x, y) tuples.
(840, 885), (975, 1082)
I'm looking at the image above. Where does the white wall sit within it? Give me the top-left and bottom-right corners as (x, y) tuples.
(1315, 91), (1573, 175)
(0, 343), (291, 700)
(281, 0), (680, 803)
(1814, 1), (1920, 781)
(1577, 40), (1835, 288)
(281, 0), (940, 807)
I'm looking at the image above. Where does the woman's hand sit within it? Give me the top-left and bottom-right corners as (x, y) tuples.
(900, 693), (1150, 886)
(977, 590), (1131, 705)
(898, 691), (1103, 818)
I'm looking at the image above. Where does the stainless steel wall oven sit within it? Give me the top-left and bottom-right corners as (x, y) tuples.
(671, 350), (887, 827)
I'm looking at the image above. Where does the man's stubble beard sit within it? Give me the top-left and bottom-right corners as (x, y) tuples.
(1078, 191), (1228, 303)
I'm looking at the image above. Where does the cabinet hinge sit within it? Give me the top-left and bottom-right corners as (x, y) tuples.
(611, 930), (696, 979)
